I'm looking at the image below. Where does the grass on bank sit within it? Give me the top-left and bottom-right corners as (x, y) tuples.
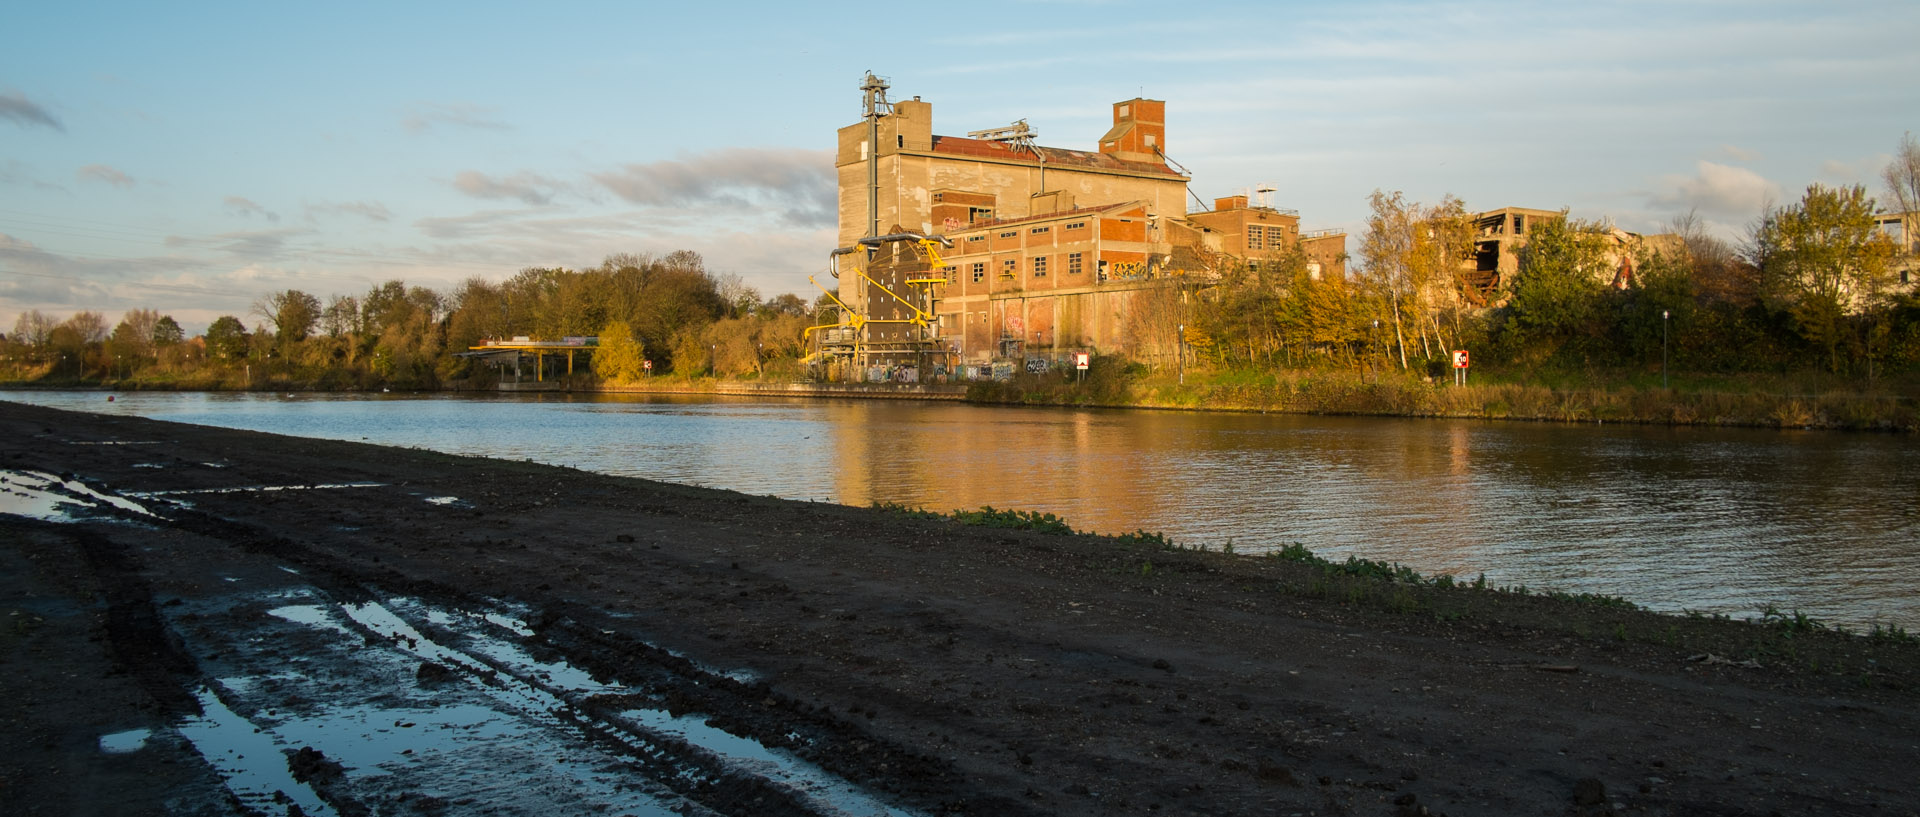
(872, 502), (1920, 687)
(965, 365), (1920, 431)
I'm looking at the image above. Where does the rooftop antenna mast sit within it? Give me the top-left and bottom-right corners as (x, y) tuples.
(1255, 184), (1276, 209)
(861, 72), (893, 239)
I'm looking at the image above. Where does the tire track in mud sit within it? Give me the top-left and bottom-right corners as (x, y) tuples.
(48, 473), (935, 816)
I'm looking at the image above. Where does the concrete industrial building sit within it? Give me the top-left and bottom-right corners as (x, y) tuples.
(823, 74), (1347, 378)
(1457, 207), (1688, 306)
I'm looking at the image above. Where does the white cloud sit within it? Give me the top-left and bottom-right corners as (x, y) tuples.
(401, 102), (509, 134)
(1719, 145), (1762, 162)
(1819, 154), (1890, 185)
(590, 148), (834, 228)
(413, 208), (534, 241)
(224, 195), (280, 222)
(76, 164), (134, 188)
(1648, 161), (1782, 220)
(451, 170), (568, 206)
(306, 200), (393, 222)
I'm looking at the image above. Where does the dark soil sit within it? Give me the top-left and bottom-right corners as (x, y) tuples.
(3, 399), (1917, 816)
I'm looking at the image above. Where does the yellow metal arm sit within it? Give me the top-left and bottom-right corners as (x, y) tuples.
(854, 267), (933, 327)
(808, 276), (867, 330)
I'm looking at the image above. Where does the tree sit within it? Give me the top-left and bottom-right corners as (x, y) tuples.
(108, 319), (148, 358)
(205, 316), (249, 361)
(257, 290), (322, 348)
(1359, 191), (1418, 370)
(1504, 217), (1613, 359)
(1668, 209), (1759, 307)
(152, 315), (184, 346)
(12, 310), (56, 350)
(595, 320), (648, 381)
(1358, 191), (1474, 370)
(321, 295), (361, 339)
(761, 293), (810, 318)
(61, 311), (109, 344)
(1883, 132), (1920, 227)
(1619, 247), (1695, 366)
(1751, 184), (1896, 372)
(113, 309), (160, 357)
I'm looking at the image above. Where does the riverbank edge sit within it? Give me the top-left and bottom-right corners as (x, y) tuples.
(7, 372), (1917, 431)
(6, 394), (1916, 648)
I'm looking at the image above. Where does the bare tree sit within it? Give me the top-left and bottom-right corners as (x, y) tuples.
(11, 310), (56, 348)
(1883, 132), (1920, 222)
(1358, 191), (1473, 370)
(62, 311), (109, 343)
(1883, 132), (1920, 263)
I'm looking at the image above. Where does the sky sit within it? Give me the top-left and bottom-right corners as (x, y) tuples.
(4, 1), (1917, 335)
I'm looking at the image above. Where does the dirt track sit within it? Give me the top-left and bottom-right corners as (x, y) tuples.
(3, 399), (1917, 816)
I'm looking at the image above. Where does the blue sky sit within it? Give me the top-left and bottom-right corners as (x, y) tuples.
(4, 1), (1917, 334)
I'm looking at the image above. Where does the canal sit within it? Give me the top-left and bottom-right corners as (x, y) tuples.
(8, 390), (1917, 629)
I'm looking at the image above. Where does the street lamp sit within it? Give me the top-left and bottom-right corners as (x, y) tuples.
(1177, 322), (1185, 386)
(1371, 319), (1380, 382)
(1661, 309), (1670, 390)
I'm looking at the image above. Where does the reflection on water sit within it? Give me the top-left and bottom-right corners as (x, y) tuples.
(9, 390), (1917, 629)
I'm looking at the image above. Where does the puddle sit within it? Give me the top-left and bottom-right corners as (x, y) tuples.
(131, 482), (386, 497)
(99, 728), (152, 754)
(180, 589), (918, 816)
(68, 440), (166, 445)
(422, 495), (471, 508)
(177, 686), (341, 817)
(132, 462), (166, 469)
(0, 469), (159, 522)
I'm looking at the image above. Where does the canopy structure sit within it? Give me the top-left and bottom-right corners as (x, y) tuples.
(458, 337), (597, 384)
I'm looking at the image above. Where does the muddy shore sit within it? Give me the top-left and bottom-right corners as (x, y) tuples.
(3, 400), (1917, 816)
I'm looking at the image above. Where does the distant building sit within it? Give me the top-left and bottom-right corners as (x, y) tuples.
(1460, 207), (1563, 304)
(825, 75), (1347, 375)
(1877, 210), (1918, 287)
(1458, 207), (1684, 306)
(1187, 194), (1347, 280)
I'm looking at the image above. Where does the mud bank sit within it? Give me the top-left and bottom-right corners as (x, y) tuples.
(3, 399), (1917, 817)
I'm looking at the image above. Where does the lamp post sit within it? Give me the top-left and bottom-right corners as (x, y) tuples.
(1661, 309), (1670, 390)
(1371, 319), (1380, 382)
(1176, 323), (1184, 386)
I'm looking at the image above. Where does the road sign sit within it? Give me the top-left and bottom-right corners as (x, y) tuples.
(643, 360), (653, 371)
(1452, 350), (1469, 369)
(1074, 353), (1090, 371)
